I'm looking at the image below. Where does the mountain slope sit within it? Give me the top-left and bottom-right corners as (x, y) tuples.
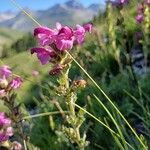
(0, 0), (105, 31)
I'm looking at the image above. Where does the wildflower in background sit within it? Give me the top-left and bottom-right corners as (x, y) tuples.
(0, 65), (23, 97)
(135, 0), (150, 24)
(12, 141), (22, 150)
(10, 77), (23, 89)
(0, 112), (13, 142)
(120, 0), (128, 4)
(83, 23), (92, 33)
(110, 0), (128, 7)
(0, 65), (12, 79)
(74, 24), (86, 44)
(31, 22), (92, 75)
(32, 70), (39, 77)
(144, 0), (150, 5)
(136, 14), (144, 23)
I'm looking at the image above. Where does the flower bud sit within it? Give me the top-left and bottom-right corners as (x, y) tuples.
(73, 79), (87, 88)
(0, 79), (8, 89)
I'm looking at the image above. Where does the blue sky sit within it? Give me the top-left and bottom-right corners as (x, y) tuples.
(0, 0), (105, 12)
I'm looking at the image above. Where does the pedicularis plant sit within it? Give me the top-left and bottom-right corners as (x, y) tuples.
(0, 65), (23, 149)
(1, 0), (150, 149)
(31, 22), (92, 150)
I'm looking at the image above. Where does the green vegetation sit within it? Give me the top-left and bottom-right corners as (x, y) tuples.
(0, 0), (150, 149)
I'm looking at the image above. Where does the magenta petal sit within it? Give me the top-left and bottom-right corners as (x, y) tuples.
(0, 65), (12, 78)
(120, 0), (128, 4)
(10, 77), (23, 89)
(136, 14), (143, 23)
(56, 26), (74, 51)
(0, 133), (9, 142)
(34, 26), (55, 36)
(34, 26), (57, 46)
(31, 47), (55, 65)
(74, 25), (85, 45)
(56, 39), (73, 51)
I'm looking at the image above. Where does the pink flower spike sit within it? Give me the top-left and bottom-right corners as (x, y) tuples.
(31, 47), (55, 65)
(10, 77), (23, 89)
(0, 65), (12, 79)
(83, 23), (93, 33)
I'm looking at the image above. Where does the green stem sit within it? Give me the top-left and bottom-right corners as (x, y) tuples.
(66, 51), (147, 150)
(23, 111), (69, 120)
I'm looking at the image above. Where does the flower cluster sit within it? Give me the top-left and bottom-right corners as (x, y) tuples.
(0, 65), (23, 97)
(0, 112), (13, 142)
(0, 113), (22, 149)
(135, 0), (150, 23)
(31, 22), (92, 75)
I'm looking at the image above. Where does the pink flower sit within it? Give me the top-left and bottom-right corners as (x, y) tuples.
(74, 23), (92, 45)
(83, 23), (92, 33)
(136, 14), (143, 23)
(31, 47), (55, 65)
(10, 77), (23, 89)
(6, 127), (13, 136)
(13, 141), (23, 150)
(0, 114), (11, 126)
(0, 113), (13, 142)
(144, 0), (150, 5)
(0, 133), (9, 142)
(34, 26), (57, 46)
(120, 0), (128, 4)
(110, 0), (128, 6)
(0, 65), (12, 79)
(31, 23), (93, 75)
(32, 70), (39, 77)
(0, 89), (5, 97)
(56, 26), (74, 51)
(74, 24), (86, 44)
